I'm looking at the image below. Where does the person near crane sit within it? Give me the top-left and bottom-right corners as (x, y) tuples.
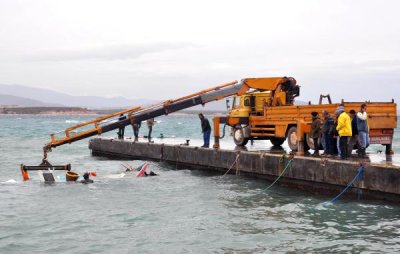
(357, 103), (369, 158)
(199, 113), (211, 148)
(336, 106), (352, 160)
(310, 112), (322, 156)
(347, 109), (359, 156)
(321, 110), (335, 156)
(146, 118), (155, 142)
(117, 114), (126, 139)
(132, 122), (141, 141)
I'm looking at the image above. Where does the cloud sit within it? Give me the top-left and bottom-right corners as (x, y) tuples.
(20, 42), (194, 62)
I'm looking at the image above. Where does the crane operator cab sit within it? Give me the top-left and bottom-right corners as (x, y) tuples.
(229, 77), (300, 118)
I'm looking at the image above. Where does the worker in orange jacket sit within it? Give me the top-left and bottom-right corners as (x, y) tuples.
(336, 106), (352, 159)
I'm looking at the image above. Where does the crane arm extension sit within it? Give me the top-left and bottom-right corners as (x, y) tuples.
(44, 80), (247, 151)
(102, 80), (246, 133)
(44, 106), (141, 151)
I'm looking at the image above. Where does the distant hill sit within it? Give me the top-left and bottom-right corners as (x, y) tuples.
(0, 83), (309, 111)
(0, 94), (62, 107)
(0, 83), (233, 111)
(0, 84), (157, 109)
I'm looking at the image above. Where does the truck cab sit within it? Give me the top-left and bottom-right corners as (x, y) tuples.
(229, 91), (273, 118)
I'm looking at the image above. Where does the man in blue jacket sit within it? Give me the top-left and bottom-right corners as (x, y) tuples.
(199, 113), (211, 148)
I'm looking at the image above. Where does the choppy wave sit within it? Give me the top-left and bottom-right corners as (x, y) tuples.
(65, 120), (80, 123)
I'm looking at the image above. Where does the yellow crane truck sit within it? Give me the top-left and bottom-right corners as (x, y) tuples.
(212, 77), (397, 155)
(21, 76), (396, 179)
(36, 76), (397, 157)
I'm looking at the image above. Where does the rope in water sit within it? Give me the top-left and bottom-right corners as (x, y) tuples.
(264, 158), (294, 191)
(324, 165), (364, 205)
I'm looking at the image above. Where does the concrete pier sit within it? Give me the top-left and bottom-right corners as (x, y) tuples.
(89, 138), (400, 202)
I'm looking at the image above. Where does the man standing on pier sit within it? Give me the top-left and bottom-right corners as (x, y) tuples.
(117, 114), (126, 139)
(132, 122), (141, 141)
(322, 110), (335, 156)
(336, 106), (352, 160)
(146, 118), (155, 142)
(348, 109), (359, 156)
(310, 111), (322, 156)
(199, 113), (211, 148)
(357, 103), (369, 158)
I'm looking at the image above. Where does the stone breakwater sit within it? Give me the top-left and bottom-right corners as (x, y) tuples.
(89, 138), (400, 202)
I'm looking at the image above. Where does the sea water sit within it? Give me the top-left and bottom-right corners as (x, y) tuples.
(1, 114), (400, 253)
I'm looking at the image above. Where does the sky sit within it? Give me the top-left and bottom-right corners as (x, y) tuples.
(0, 0), (399, 103)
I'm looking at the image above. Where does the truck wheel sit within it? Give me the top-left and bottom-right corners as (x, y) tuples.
(233, 126), (248, 146)
(270, 137), (285, 146)
(305, 134), (317, 150)
(287, 126), (298, 151)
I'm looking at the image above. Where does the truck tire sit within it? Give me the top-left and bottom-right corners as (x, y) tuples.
(304, 137), (310, 151)
(287, 126), (298, 151)
(270, 137), (285, 146)
(233, 126), (248, 146)
(305, 134), (318, 150)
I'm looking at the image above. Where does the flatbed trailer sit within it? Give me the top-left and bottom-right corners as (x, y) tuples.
(212, 79), (397, 155)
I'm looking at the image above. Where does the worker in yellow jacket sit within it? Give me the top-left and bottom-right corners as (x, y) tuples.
(336, 106), (352, 159)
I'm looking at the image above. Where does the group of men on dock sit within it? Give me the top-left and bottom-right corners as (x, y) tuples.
(310, 103), (369, 160)
(117, 116), (155, 142)
(116, 113), (212, 148)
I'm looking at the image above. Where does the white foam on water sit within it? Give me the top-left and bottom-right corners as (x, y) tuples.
(105, 173), (126, 179)
(65, 120), (80, 123)
(315, 202), (331, 210)
(3, 179), (18, 184)
(56, 175), (67, 183)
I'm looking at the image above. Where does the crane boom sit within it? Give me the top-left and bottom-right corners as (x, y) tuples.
(45, 80), (241, 151)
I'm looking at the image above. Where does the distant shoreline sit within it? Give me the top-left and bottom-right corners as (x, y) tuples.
(0, 106), (93, 115)
(0, 106), (225, 116)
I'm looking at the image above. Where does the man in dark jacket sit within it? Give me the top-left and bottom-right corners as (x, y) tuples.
(347, 109), (359, 156)
(117, 114), (126, 139)
(322, 111), (335, 156)
(132, 122), (141, 142)
(199, 113), (211, 148)
(310, 112), (321, 156)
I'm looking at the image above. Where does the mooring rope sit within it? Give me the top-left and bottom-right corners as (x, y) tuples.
(264, 158), (294, 191)
(324, 165), (365, 205)
(264, 153), (295, 191)
(278, 153), (287, 173)
(235, 154), (240, 176)
(222, 152), (240, 177)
